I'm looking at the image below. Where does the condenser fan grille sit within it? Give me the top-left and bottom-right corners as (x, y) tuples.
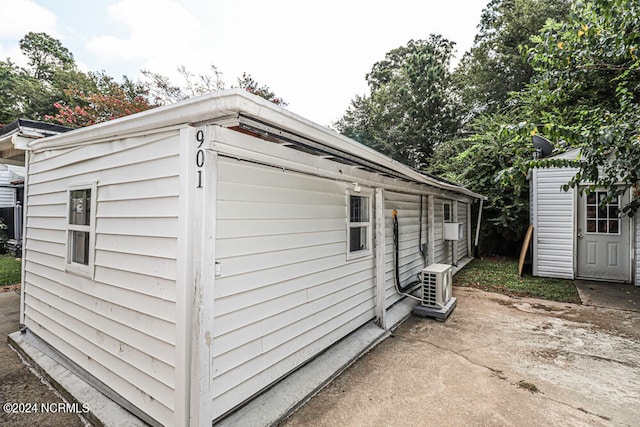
(421, 272), (438, 307)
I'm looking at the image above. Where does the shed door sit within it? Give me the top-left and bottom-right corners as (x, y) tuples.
(577, 188), (630, 282)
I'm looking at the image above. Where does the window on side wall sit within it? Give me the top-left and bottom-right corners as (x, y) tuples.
(443, 200), (453, 223)
(347, 191), (372, 259)
(66, 182), (97, 277)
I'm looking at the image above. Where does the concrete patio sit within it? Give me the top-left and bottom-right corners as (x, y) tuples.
(3, 281), (639, 426)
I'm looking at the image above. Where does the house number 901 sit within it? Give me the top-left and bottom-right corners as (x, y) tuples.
(196, 130), (204, 188)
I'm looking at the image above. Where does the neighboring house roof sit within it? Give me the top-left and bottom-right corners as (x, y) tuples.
(28, 89), (485, 201)
(0, 119), (73, 165)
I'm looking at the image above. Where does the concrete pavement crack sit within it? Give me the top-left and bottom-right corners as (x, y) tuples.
(392, 333), (626, 425)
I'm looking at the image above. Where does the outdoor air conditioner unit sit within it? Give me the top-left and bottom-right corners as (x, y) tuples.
(413, 263), (457, 321)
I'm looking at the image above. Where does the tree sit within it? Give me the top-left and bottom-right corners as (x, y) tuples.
(0, 32), (96, 124)
(45, 72), (158, 128)
(143, 66), (287, 106)
(235, 72), (287, 106)
(503, 0), (640, 215)
(335, 36), (459, 169)
(19, 32), (75, 80)
(0, 60), (20, 125)
(453, 0), (570, 121)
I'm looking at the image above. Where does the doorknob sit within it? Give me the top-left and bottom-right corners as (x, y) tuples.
(577, 233), (583, 238)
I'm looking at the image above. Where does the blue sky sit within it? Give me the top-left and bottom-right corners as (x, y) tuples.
(0, 0), (488, 126)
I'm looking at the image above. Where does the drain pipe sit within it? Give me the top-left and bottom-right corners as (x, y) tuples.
(473, 199), (484, 258)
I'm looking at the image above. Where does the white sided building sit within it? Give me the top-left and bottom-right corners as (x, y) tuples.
(530, 149), (639, 286)
(17, 90), (483, 426)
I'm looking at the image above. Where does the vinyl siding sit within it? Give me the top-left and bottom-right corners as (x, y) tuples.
(0, 168), (18, 207)
(212, 157), (376, 418)
(534, 168), (577, 279)
(383, 192), (426, 308)
(636, 219), (639, 286)
(434, 198), (452, 264)
(23, 130), (180, 426)
(457, 202), (469, 261)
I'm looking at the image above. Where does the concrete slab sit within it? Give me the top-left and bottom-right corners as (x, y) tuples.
(412, 296), (457, 321)
(575, 280), (640, 312)
(0, 291), (86, 427)
(8, 329), (147, 427)
(217, 296), (418, 426)
(284, 287), (640, 427)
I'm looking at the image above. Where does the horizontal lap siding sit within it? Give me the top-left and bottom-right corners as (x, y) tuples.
(384, 192), (425, 308)
(24, 130), (181, 426)
(535, 168), (577, 279)
(457, 202), (469, 261)
(636, 220), (639, 286)
(434, 198), (450, 264)
(212, 158), (376, 418)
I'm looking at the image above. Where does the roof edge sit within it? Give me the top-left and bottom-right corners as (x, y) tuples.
(29, 89), (485, 200)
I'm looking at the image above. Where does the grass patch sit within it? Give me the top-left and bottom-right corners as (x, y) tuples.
(0, 255), (21, 287)
(454, 257), (580, 303)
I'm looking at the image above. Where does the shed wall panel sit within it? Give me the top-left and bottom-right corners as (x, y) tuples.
(23, 129), (181, 426)
(533, 168), (577, 279)
(212, 157), (376, 419)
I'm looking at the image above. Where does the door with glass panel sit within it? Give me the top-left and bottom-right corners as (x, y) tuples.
(577, 188), (630, 282)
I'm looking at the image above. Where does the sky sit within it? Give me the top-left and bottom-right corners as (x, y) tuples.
(0, 0), (488, 126)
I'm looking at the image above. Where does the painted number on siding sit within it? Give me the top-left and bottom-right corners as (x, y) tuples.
(196, 129), (204, 188)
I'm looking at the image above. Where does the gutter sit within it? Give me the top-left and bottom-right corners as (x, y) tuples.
(28, 89), (486, 201)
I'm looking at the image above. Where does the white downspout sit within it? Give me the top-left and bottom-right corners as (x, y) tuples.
(374, 188), (386, 329)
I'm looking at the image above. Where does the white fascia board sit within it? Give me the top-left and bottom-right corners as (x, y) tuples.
(11, 135), (34, 150)
(28, 88), (484, 200)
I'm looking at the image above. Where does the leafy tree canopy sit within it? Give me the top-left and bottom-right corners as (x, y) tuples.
(45, 72), (157, 128)
(502, 0), (640, 215)
(19, 32), (75, 80)
(453, 0), (571, 121)
(143, 66), (287, 106)
(335, 36), (459, 169)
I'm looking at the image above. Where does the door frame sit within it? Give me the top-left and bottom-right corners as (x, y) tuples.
(575, 186), (633, 283)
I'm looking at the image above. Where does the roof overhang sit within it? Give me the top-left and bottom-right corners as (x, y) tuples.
(29, 89), (485, 200)
(0, 119), (72, 165)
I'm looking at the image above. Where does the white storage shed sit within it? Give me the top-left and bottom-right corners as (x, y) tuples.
(530, 149), (639, 285)
(18, 89), (483, 426)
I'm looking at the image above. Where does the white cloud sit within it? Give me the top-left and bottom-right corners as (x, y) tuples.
(86, 0), (202, 72)
(0, 0), (58, 39)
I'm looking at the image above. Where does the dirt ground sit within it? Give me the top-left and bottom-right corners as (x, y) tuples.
(0, 291), (87, 427)
(284, 287), (640, 427)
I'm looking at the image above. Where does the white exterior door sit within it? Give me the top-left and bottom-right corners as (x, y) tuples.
(577, 189), (630, 282)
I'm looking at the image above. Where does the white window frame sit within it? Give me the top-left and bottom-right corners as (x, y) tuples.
(443, 200), (453, 223)
(346, 189), (373, 260)
(584, 191), (622, 236)
(65, 181), (97, 278)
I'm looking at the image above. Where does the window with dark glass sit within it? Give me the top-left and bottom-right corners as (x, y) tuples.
(68, 189), (91, 265)
(585, 191), (620, 234)
(348, 194), (370, 254)
(443, 201), (452, 223)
